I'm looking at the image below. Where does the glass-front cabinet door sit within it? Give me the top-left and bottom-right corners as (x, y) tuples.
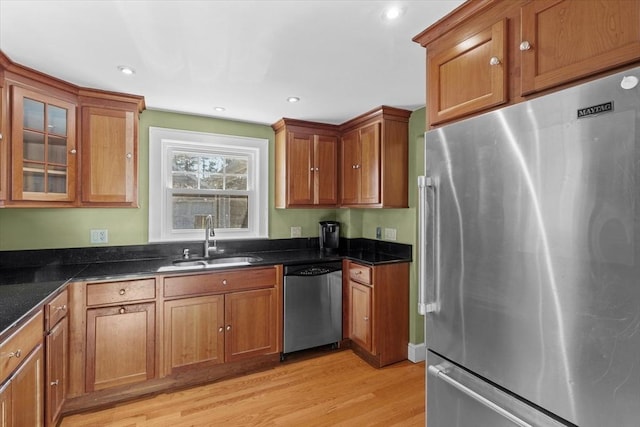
(11, 86), (76, 202)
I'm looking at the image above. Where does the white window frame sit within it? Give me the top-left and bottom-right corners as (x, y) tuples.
(149, 127), (268, 242)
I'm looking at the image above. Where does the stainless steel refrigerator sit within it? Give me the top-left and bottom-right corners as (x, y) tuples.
(418, 66), (640, 427)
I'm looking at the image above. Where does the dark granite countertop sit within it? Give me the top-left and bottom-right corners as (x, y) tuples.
(0, 238), (411, 339)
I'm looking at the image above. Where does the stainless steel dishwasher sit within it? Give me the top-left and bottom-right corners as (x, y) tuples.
(283, 262), (342, 355)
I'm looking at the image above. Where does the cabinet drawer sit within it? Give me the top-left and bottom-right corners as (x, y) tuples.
(45, 289), (68, 330)
(0, 310), (43, 384)
(86, 278), (156, 306)
(349, 264), (372, 285)
(164, 267), (277, 298)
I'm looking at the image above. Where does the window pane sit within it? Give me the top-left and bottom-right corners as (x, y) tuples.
(201, 156), (225, 174)
(226, 175), (247, 190)
(226, 157), (247, 174)
(172, 153), (199, 172)
(172, 194), (249, 230)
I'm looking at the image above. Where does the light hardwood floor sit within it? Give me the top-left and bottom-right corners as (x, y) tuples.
(61, 350), (425, 426)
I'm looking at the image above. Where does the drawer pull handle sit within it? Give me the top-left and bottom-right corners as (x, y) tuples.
(119, 289), (126, 295)
(355, 271), (362, 275)
(119, 307), (126, 314)
(56, 304), (67, 312)
(51, 380), (59, 386)
(70, 148), (77, 154)
(8, 349), (22, 359)
(222, 279), (228, 285)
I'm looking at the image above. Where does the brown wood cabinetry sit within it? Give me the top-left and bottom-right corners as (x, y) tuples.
(340, 106), (410, 208)
(0, 50), (144, 207)
(85, 301), (155, 392)
(344, 260), (409, 368)
(163, 267), (280, 375)
(45, 289), (68, 427)
(414, 0), (640, 127)
(0, 310), (45, 426)
(80, 103), (138, 206)
(273, 118), (339, 208)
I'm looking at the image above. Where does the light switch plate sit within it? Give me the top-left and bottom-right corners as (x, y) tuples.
(90, 229), (108, 244)
(384, 228), (397, 241)
(290, 226), (302, 238)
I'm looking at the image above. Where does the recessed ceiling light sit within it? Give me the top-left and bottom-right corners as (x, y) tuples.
(383, 5), (404, 21)
(117, 65), (135, 75)
(214, 106), (226, 112)
(287, 97), (300, 103)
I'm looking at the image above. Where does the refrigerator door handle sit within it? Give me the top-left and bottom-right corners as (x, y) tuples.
(418, 176), (438, 314)
(428, 364), (534, 427)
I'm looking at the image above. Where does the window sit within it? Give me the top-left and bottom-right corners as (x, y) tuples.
(149, 127), (268, 242)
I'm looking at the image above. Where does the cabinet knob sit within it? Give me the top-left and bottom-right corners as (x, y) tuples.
(364, 317), (369, 322)
(119, 289), (126, 295)
(519, 41), (532, 51)
(56, 304), (67, 312)
(226, 325), (231, 331)
(50, 380), (59, 386)
(0, 133), (3, 140)
(119, 307), (126, 314)
(126, 152), (133, 159)
(489, 56), (501, 66)
(218, 327), (224, 332)
(8, 349), (22, 359)
(222, 279), (228, 285)
(70, 148), (77, 154)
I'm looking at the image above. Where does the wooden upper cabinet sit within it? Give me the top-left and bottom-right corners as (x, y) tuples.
(0, 50), (144, 207)
(427, 19), (508, 126)
(340, 106), (410, 208)
(10, 86), (77, 203)
(414, 0), (640, 127)
(273, 118), (339, 208)
(81, 105), (138, 206)
(520, 0), (640, 95)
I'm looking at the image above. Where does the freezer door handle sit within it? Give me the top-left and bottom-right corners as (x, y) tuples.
(418, 176), (438, 314)
(428, 364), (533, 427)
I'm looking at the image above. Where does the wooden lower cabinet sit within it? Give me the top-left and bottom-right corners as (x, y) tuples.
(345, 260), (409, 368)
(163, 286), (279, 374)
(46, 317), (67, 427)
(349, 282), (372, 352)
(85, 302), (155, 392)
(164, 295), (225, 373)
(2, 344), (44, 427)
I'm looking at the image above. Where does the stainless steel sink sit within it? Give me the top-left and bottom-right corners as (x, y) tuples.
(158, 255), (262, 272)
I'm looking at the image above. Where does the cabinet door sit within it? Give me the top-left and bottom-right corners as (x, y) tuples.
(12, 344), (44, 427)
(46, 317), (67, 427)
(314, 135), (338, 206)
(164, 295), (225, 374)
(286, 132), (314, 206)
(86, 302), (155, 392)
(225, 288), (277, 362)
(11, 86), (77, 202)
(428, 19), (507, 125)
(340, 128), (360, 204)
(521, 0), (640, 95)
(349, 281), (372, 352)
(0, 380), (10, 427)
(81, 106), (137, 205)
(358, 123), (380, 205)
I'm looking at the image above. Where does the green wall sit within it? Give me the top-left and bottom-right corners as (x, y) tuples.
(0, 107), (426, 344)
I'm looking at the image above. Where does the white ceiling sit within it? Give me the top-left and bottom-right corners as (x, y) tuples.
(0, 0), (463, 125)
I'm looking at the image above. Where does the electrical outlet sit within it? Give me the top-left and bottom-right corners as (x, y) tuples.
(384, 228), (397, 241)
(90, 229), (108, 244)
(376, 227), (382, 239)
(290, 226), (302, 238)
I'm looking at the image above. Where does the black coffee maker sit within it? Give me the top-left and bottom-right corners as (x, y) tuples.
(319, 221), (340, 254)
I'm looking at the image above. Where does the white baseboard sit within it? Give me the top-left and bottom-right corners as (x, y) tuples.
(408, 342), (426, 363)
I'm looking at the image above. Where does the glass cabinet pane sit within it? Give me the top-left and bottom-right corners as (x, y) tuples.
(23, 130), (45, 161)
(47, 166), (67, 193)
(48, 136), (68, 165)
(23, 98), (45, 131)
(47, 105), (67, 136)
(23, 162), (45, 193)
